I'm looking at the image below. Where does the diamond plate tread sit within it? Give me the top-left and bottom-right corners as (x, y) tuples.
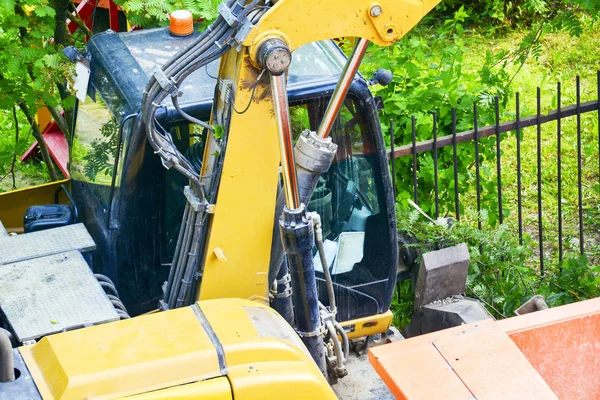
(0, 251), (119, 342)
(0, 223), (96, 265)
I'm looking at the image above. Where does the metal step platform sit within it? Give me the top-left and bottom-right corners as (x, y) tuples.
(0, 251), (119, 342)
(0, 223), (95, 265)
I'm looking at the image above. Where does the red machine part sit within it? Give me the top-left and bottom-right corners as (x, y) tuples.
(21, 122), (70, 179)
(68, 0), (122, 37)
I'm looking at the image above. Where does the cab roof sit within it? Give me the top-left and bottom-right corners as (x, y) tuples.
(86, 27), (349, 123)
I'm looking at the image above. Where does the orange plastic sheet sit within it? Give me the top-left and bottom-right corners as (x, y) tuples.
(370, 298), (600, 399)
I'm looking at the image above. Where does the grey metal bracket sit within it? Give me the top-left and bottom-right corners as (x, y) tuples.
(183, 186), (215, 213)
(218, 1), (255, 50)
(217, 2), (240, 26)
(153, 68), (181, 97)
(296, 325), (325, 338)
(233, 18), (255, 50)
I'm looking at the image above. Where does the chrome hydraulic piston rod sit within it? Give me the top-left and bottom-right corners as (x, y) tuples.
(271, 72), (300, 210)
(259, 37), (327, 375)
(316, 37), (369, 139)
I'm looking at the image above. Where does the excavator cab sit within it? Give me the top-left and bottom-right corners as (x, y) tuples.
(0, 2), (455, 398)
(71, 27), (397, 324)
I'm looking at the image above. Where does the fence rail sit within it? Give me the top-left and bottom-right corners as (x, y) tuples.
(388, 72), (600, 274)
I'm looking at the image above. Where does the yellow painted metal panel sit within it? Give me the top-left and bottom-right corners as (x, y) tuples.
(21, 298), (335, 400)
(198, 49), (281, 304)
(0, 179), (69, 233)
(201, 299), (337, 399)
(340, 310), (394, 340)
(20, 306), (221, 400)
(228, 363), (338, 400)
(122, 377), (232, 400)
(201, 299), (312, 365)
(244, 0), (441, 51)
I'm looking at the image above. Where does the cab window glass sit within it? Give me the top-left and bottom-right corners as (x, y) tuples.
(71, 96), (120, 206)
(292, 97), (391, 321)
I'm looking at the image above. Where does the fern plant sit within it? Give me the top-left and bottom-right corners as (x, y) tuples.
(395, 205), (600, 323)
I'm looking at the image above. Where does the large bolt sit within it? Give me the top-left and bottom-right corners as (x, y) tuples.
(370, 5), (382, 17)
(257, 38), (292, 76)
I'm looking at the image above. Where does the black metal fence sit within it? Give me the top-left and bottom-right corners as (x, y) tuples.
(388, 72), (600, 274)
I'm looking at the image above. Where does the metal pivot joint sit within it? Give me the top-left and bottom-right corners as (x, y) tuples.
(258, 38), (292, 76)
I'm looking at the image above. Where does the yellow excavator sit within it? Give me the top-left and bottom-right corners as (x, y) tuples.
(0, 1), (441, 398)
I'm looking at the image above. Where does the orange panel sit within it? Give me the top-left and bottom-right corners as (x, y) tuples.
(371, 298), (600, 399)
(370, 343), (474, 400)
(499, 299), (600, 400)
(433, 326), (556, 400)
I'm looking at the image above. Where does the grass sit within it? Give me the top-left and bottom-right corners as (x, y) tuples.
(396, 18), (600, 272)
(463, 20), (600, 268)
(0, 109), (50, 193)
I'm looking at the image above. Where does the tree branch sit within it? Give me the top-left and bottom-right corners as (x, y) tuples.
(10, 106), (19, 190)
(19, 102), (59, 181)
(47, 104), (71, 142)
(53, 0), (71, 47)
(68, 3), (94, 38)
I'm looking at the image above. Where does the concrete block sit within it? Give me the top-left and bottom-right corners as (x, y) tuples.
(414, 243), (470, 311)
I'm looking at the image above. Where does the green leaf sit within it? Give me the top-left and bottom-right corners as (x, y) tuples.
(33, 5), (55, 17)
(0, 0), (14, 11)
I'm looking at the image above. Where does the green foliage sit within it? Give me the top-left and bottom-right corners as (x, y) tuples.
(115, 0), (219, 28)
(0, 109), (49, 192)
(362, 9), (510, 222)
(436, 0), (599, 31)
(395, 206), (600, 323)
(0, 0), (70, 112)
(82, 118), (119, 181)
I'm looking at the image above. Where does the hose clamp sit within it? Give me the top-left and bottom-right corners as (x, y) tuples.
(296, 325), (325, 338)
(270, 273), (292, 299)
(217, 2), (239, 26)
(152, 68), (181, 97)
(184, 186), (215, 213)
(273, 287), (292, 299)
(277, 273), (291, 286)
(233, 18), (255, 50)
(218, 2), (255, 51)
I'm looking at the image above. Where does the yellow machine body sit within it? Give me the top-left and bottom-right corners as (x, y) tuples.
(0, 179), (69, 234)
(196, 0), (440, 333)
(1, 1), (442, 398)
(21, 298), (336, 400)
(197, 48), (281, 305)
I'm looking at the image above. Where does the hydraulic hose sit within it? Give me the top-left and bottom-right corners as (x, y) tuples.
(175, 212), (207, 308)
(168, 206), (196, 308)
(163, 202), (190, 304)
(312, 213), (336, 314)
(333, 320), (350, 360)
(325, 320), (345, 374)
(0, 330), (14, 382)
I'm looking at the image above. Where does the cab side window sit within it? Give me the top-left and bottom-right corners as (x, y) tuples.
(71, 96), (120, 207)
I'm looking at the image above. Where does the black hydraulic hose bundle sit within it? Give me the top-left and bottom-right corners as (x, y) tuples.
(95, 274), (130, 319)
(146, 1), (268, 309)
